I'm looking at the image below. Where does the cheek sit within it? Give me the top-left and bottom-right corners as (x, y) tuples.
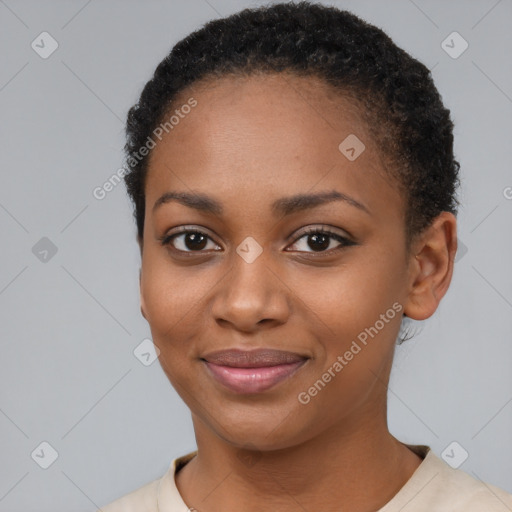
(296, 257), (403, 337)
(292, 265), (402, 421)
(140, 249), (209, 340)
(140, 254), (207, 396)
(291, 255), (404, 404)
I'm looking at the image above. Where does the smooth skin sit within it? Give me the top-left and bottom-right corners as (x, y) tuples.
(138, 72), (457, 512)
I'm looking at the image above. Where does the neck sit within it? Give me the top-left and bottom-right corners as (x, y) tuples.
(175, 411), (422, 512)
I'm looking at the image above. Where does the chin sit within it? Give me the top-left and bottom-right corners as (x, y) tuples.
(201, 405), (316, 452)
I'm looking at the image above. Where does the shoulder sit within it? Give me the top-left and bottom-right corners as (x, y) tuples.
(96, 478), (160, 512)
(387, 445), (512, 511)
(431, 461), (512, 511)
(96, 451), (197, 512)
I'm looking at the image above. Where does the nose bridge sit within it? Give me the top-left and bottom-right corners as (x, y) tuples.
(212, 238), (289, 329)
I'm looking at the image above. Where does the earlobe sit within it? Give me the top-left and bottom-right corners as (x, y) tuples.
(403, 212), (457, 321)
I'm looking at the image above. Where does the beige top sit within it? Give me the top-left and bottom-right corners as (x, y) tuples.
(97, 445), (512, 511)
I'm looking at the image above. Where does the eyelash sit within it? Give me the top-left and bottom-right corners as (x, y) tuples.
(158, 225), (355, 257)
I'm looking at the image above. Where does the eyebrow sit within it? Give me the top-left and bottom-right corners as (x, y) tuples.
(152, 189), (370, 216)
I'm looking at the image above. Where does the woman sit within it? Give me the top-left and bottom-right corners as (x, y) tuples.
(98, 2), (512, 510)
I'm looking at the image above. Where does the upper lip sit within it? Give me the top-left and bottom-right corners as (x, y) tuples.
(201, 348), (308, 368)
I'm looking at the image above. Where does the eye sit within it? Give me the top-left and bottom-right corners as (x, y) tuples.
(287, 226), (355, 254)
(159, 225), (355, 256)
(159, 228), (221, 253)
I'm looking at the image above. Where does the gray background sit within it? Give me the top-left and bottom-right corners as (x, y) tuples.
(0, 0), (511, 510)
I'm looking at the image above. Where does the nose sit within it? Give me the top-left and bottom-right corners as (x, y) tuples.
(211, 249), (290, 333)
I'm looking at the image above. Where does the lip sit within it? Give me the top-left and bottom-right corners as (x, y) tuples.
(201, 348), (308, 394)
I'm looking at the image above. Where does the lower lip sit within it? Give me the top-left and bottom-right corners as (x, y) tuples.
(203, 360), (306, 394)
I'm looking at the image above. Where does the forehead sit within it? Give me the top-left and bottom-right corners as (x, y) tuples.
(145, 72), (401, 220)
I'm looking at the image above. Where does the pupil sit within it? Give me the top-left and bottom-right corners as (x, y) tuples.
(183, 233), (331, 252)
(186, 232), (207, 250)
(309, 233), (329, 251)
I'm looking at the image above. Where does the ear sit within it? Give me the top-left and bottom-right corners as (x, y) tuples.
(403, 211), (457, 321)
(139, 267), (148, 320)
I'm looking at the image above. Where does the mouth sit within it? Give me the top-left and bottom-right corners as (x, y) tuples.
(201, 348), (309, 394)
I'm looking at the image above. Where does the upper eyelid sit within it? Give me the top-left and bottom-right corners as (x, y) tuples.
(164, 225), (351, 249)
(293, 225), (350, 239)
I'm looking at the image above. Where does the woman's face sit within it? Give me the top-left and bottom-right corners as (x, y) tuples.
(139, 73), (415, 450)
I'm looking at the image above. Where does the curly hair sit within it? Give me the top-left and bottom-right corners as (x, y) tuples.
(123, 0), (460, 253)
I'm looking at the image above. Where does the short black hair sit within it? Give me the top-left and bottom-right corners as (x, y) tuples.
(124, 0), (460, 252)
